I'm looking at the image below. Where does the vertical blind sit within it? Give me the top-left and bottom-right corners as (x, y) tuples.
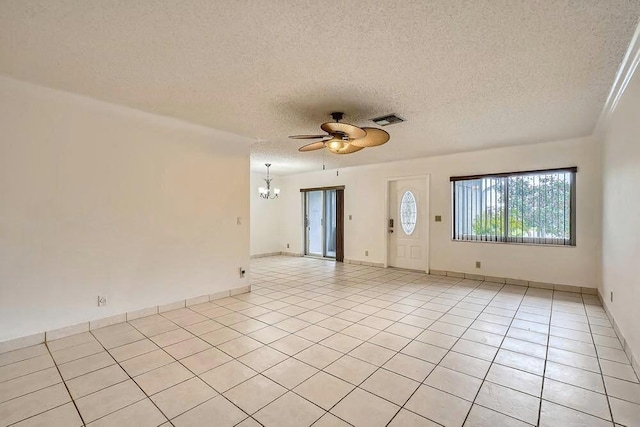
(451, 168), (576, 246)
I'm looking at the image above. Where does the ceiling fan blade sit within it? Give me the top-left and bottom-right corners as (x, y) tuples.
(298, 141), (327, 152)
(336, 143), (365, 155)
(288, 134), (327, 139)
(320, 122), (367, 139)
(349, 127), (390, 148)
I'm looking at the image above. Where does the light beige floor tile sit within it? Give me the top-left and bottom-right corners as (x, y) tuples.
(383, 353), (435, 382)
(254, 391), (324, 427)
(151, 377), (217, 419)
(263, 357), (318, 389)
(50, 340), (104, 364)
(294, 371), (354, 410)
(349, 342), (395, 366)
(464, 404), (531, 427)
(600, 359), (639, 382)
(547, 347), (600, 373)
(248, 326), (290, 344)
(97, 329), (146, 349)
(316, 317), (354, 332)
(462, 328), (504, 347)
(452, 339), (499, 361)
(545, 361), (605, 393)
(0, 367), (61, 404)
(475, 382), (540, 425)
(120, 349), (173, 377)
(295, 325), (335, 342)
(341, 324), (379, 341)
(229, 319), (269, 334)
(200, 327), (243, 346)
(331, 388), (400, 427)
(539, 400), (612, 427)
(369, 331), (411, 351)
(47, 332), (96, 352)
(108, 339), (159, 363)
(0, 345), (49, 368)
(542, 378), (611, 420)
(440, 351), (491, 379)
(235, 416), (262, 426)
(609, 397), (640, 426)
(217, 336), (263, 358)
(549, 335), (596, 357)
(320, 333), (364, 353)
(180, 347), (231, 374)
(486, 363), (543, 397)
(184, 319), (224, 336)
(172, 395), (247, 427)
(269, 334), (314, 355)
(199, 360), (257, 392)
(59, 352), (115, 380)
(361, 368), (419, 405)
(11, 402), (82, 427)
(150, 328), (194, 347)
(0, 383), (71, 426)
(295, 344), (342, 369)
(325, 355), (378, 386)
(75, 380), (145, 423)
(87, 398), (167, 426)
(224, 374), (286, 414)
(603, 376), (640, 404)
(494, 349), (545, 375)
(238, 346), (288, 372)
(66, 364), (129, 399)
(424, 366), (482, 401)
(388, 408), (440, 426)
(163, 337), (211, 360)
(415, 330), (458, 349)
(400, 341), (447, 364)
(0, 354), (54, 383)
(313, 412), (352, 426)
(134, 361), (193, 395)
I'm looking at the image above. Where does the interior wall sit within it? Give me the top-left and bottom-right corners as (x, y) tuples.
(250, 172), (282, 256)
(0, 76), (251, 342)
(601, 66), (640, 364)
(276, 136), (601, 288)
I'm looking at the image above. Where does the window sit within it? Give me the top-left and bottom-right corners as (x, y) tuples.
(400, 190), (417, 235)
(451, 168), (576, 246)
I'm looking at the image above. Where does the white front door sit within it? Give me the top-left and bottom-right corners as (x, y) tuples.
(388, 177), (429, 271)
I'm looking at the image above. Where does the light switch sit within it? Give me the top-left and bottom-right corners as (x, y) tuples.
(237, 216), (242, 225)
(435, 215), (442, 222)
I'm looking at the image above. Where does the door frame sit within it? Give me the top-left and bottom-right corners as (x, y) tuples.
(300, 186), (345, 262)
(384, 175), (430, 273)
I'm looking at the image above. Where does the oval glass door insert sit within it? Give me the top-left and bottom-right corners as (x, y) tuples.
(400, 190), (417, 235)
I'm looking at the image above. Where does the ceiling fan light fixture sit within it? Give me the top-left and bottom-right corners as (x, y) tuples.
(326, 138), (346, 151)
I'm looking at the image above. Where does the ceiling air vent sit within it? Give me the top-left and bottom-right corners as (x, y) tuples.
(371, 114), (404, 126)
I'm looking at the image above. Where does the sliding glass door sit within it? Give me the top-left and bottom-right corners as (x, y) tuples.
(304, 189), (337, 258)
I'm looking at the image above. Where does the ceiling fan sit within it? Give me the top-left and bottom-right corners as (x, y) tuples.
(289, 112), (390, 154)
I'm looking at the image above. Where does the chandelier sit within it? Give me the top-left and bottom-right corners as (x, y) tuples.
(258, 163), (280, 199)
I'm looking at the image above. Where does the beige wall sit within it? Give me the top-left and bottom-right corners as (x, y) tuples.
(250, 172), (282, 256)
(275, 136), (602, 288)
(0, 76), (252, 342)
(601, 65), (640, 365)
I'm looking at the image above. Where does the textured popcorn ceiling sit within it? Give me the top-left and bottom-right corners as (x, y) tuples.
(1, 1), (639, 175)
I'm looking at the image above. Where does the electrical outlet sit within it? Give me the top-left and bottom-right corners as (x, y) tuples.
(349, 215), (352, 220)
(365, 250), (369, 256)
(98, 296), (107, 307)
(239, 267), (246, 278)
(287, 243), (290, 248)
(475, 261), (481, 269)
(610, 291), (613, 302)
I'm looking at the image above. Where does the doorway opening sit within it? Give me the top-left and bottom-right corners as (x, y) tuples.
(302, 187), (344, 261)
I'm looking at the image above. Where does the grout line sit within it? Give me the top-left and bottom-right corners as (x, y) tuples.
(42, 341), (87, 427)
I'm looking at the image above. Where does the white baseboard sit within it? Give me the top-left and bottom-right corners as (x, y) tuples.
(428, 269), (597, 294)
(0, 284), (251, 354)
(598, 290), (640, 378)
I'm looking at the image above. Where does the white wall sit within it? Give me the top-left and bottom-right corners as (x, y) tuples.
(0, 76), (251, 342)
(601, 66), (640, 364)
(250, 172), (281, 256)
(276, 137), (601, 288)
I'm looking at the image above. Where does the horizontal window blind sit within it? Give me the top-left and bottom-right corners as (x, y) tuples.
(451, 168), (576, 246)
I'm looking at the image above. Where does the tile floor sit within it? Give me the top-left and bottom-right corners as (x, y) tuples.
(1, 256), (639, 426)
